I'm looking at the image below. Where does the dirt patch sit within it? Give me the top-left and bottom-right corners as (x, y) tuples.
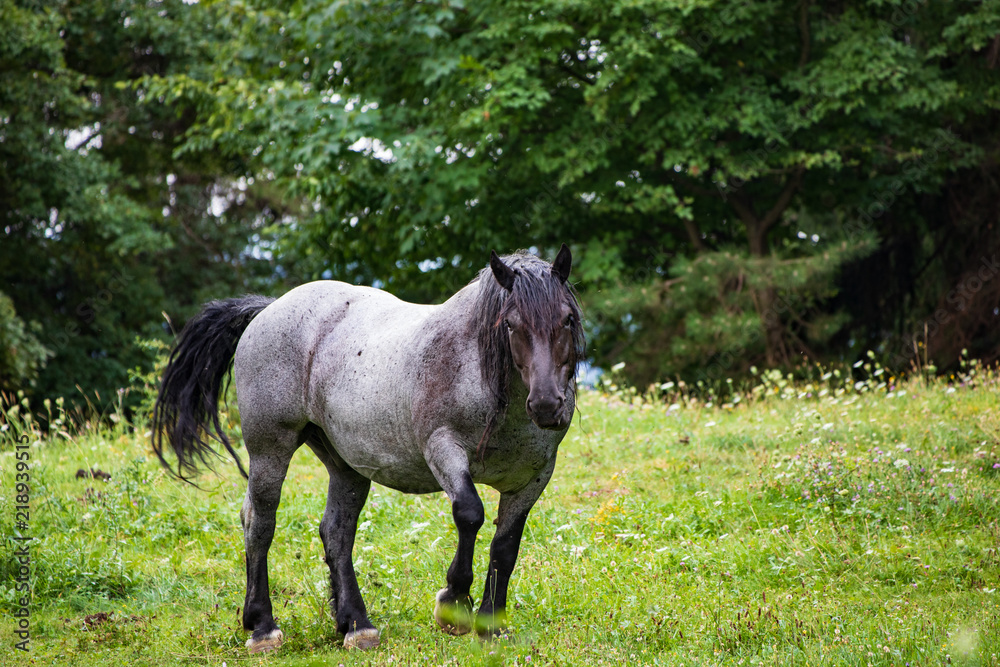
(83, 612), (111, 628)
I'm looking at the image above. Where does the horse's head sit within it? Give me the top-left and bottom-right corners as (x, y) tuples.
(489, 244), (581, 431)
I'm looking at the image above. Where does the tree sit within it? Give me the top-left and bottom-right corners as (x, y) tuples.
(0, 291), (50, 392)
(0, 0), (281, 409)
(157, 0), (997, 383)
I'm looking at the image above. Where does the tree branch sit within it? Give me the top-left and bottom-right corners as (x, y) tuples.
(664, 171), (720, 199)
(987, 34), (1000, 69)
(558, 63), (595, 86)
(683, 218), (706, 252)
(728, 191), (759, 229)
(759, 165), (805, 233)
(798, 0), (811, 68)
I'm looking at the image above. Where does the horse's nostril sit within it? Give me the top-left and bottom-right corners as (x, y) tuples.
(528, 395), (563, 416)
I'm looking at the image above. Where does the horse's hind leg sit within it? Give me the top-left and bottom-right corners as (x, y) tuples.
(306, 434), (379, 650)
(241, 428), (298, 654)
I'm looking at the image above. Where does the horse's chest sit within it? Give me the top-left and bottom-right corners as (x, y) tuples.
(472, 432), (560, 491)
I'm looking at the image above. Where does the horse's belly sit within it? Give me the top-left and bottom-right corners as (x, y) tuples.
(320, 416), (442, 494)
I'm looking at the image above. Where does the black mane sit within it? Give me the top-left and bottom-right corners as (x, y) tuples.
(472, 251), (585, 450)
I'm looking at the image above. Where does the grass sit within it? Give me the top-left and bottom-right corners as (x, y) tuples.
(2, 361), (1000, 666)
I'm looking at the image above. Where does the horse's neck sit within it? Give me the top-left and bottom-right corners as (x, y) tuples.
(430, 281), (522, 407)
(432, 282), (481, 338)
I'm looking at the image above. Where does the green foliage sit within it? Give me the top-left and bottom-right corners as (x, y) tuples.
(144, 0), (999, 383)
(125, 337), (170, 423)
(0, 0), (283, 410)
(589, 236), (878, 386)
(0, 291), (51, 391)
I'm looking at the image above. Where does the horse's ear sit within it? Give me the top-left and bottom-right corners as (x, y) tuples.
(490, 250), (516, 291)
(551, 243), (572, 284)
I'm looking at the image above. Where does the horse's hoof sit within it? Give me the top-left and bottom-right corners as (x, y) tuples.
(246, 628), (283, 653)
(477, 628), (515, 643)
(434, 588), (473, 635)
(474, 611), (510, 641)
(344, 627), (380, 650)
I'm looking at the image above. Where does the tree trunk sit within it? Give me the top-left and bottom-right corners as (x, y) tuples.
(684, 218), (706, 252)
(728, 168), (804, 365)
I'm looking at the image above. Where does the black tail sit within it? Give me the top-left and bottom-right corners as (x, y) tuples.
(152, 296), (275, 480)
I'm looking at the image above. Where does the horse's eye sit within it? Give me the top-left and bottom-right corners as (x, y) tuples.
(504, 319), (512, 331)
(563, 315), (573, 328)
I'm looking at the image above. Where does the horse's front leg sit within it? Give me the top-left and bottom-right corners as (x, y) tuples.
(426, 433), (484, 635)
(475, 459), (555, 639)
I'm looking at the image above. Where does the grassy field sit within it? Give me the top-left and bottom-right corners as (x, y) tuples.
(2, 362), (1000, 666)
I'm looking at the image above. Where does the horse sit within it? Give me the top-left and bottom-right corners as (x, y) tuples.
(151, 245), (584, 652)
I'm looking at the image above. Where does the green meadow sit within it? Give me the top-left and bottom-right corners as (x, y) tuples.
(2, 362), (999, 666)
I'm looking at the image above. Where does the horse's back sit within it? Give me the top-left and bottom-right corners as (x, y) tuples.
(234, 282), (389, 409)
(233, 280), (481, 491)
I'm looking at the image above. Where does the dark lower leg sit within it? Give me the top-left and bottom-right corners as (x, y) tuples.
(241, 455), (292, 639)
(318, 471), (374, 635)
(441, 473), (484, 604)
(477, 509), (529, 633)
(244, 552), (277, 636)
(424, 439), (485, 635)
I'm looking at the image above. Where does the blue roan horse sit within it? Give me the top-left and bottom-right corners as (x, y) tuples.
(152, 246), (584, 652)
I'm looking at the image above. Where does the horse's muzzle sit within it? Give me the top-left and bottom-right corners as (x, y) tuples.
(527, 396), (569, 431)
(534, 415), (571, 431)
